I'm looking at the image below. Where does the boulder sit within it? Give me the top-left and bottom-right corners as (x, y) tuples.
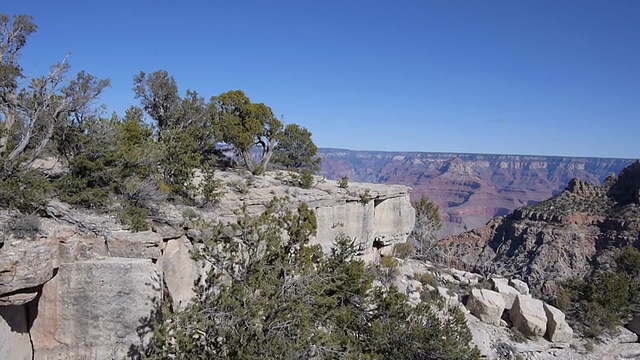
(466, 288), (506, 326)
(0, 305), (32, 360)
(543, 303), (573, 342)
(490, 277), (522, 309)
(163, 236), (200, 310)
(509, 295), (547, 337)
(509, 278), (530, 295)
(30, 258), (161, 359)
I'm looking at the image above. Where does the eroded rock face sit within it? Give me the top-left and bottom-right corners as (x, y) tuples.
(0, 235), (58, 299)
(163, 236), (200, 311)
(31, 258), (161, 359)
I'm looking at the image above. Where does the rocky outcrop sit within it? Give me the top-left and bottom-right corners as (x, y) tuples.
(319, 148), (633, 238)
(0, 170), (414, 357)
(435, 161), (640, 295)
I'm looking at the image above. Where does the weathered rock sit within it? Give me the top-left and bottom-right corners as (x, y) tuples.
(466, 288), (506, 326)
(510, 295), (547, 337)
(163, 236), (200, 310)
(0, 236), (58, 300)
(30, 258), (161, 359)
(107, 230), (162, 259)
(509, 278), (530, 295)
(543, 303), (573, 342)
(490, 277), (522, 309)
(0, 305), (32, 360)
(58, 233), (108, 262)
(450, 268), (481, 286)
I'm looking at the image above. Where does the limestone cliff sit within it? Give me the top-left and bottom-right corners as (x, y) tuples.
(0, 170), (414, 359)
(434, 160), (640, 297)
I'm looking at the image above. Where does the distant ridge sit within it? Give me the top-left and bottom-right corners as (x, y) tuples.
(318, 148), (635, 238)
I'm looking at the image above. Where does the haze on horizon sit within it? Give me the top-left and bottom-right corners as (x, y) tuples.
(5, 0), (639, 159)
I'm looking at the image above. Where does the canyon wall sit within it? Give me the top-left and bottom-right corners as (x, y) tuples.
(319, 149), (634, 237)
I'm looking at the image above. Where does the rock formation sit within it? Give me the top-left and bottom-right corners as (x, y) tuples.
(435, 160), (640, 296)
(319, 148), (633, 238)
(0, 170), (414, 359)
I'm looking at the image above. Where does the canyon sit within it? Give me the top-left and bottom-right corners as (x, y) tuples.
(319, 149), (634, 237)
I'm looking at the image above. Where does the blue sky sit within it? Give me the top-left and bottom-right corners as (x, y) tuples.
(5, 1), (640, 158)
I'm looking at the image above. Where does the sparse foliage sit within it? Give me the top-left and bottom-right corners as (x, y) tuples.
(411, 194), (442, 257)
(338, 175), (349, 189)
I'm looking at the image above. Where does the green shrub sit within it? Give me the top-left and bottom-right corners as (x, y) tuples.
(287, 170), (315, 189)
(227, 179), (249, 194)
(142, 203), (480, 360)
(337, 175), (349, 189)
(393, 241), (416, 259)
(182, 208), (198, 220)
(557, 248), (640, 337)
(120, 204), (150, 232)
(198, 166), (225, 206)
(360, 188), (373, 204)
(0, 169), (52, 213)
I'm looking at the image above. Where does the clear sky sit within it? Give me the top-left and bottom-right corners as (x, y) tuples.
(4, 1), (639, 158)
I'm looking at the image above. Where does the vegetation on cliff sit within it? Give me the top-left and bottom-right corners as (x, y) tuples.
(555, 246), (640, 337)
(142, 198), (480, 359)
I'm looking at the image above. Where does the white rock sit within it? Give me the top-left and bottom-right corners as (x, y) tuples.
(543, 303), (573, 342)
(492, 281), (522, 310)
(437, 286), (458, 309)
(510, 295), (547, 337)
(163, 236), (201, 310)
(466, 288), (506, 326)
(509, 278), (530, 295)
